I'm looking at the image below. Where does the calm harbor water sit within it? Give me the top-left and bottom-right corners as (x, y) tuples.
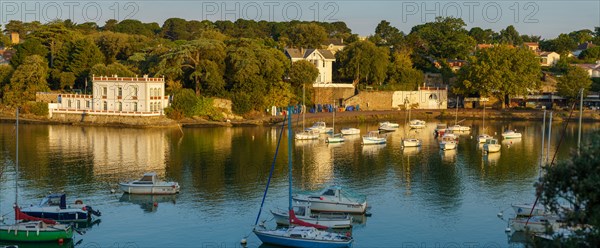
(1, 118), (599, 247)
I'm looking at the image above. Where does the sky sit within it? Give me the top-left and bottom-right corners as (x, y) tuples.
(1, 1), (599, 39)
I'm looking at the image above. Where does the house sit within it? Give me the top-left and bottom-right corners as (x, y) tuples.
(475, 44), (494, 50)
(573, 42), (596, 57)
(572, 62), (600, 78)
(523, 42), (540, 52)
(285, 48), (336, 84)
(538, 52), (560, 67)
(48, 75), (169, 117)
(446, 59), (468, 72)
(322, 38), (345, 55)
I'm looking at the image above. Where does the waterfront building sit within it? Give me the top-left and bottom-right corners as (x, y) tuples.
(285, 48), (335, 84)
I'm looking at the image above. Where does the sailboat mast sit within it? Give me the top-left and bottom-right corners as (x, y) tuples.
(546, 112), (553, 165)
(540, 109), (546, 178)
(302, 84), (306, 131)
(15, 108), (19, 207)
(287, 106), (293, 212)
(578, 88), (583, 154)
(455, 96), (458, 125)
(482, 99), (485, 131)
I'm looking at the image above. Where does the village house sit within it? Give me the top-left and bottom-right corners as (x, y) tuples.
(573, 42), (596, 57)
(47, 75), (169, 117)
(322, 38), (345, 55)
(572, 62), (600, 78)
(523, 42), (540, 52)
(285, 48), (336, 84)
(538, 51), (560, 67)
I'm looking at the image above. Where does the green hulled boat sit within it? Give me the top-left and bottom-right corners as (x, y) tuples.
(0, 221), (73, 242)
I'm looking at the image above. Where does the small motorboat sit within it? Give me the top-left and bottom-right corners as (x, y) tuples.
(448, 125), (471, 132)
(409, 120), (426, 129)
(326, 133), (345, 143)
(295, 130), (319, 140)
(253, 226), (353, 247)
(306, 122), (333, 134)
(483, 138), (501, 153)
(378, 122), (399, 132)
(340, 128), (360, 135)
(502, 130), (522, 139)
(20, 193), (101, 222)
(293, 185), (368, 214)
(439, 135), (457, 150)
(271, 202), (352, 229)
(119, 172), (180, 195)
(512, 203), (546, 217)
(509, 215), (561, 233)
(362, 131), (387, 145)
(434, 123), (448, 136)
(402, 138), (421, 147)
(477, 133), (492, 143)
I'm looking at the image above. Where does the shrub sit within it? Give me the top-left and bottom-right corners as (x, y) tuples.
(194, 96), (222, 121)
(164, 107), (184, 120)
(231, 92), (253, 115)
(171, 89), (198, 117)
(26, 102), (48, 116)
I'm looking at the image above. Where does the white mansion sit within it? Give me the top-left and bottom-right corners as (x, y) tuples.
(49, 75), (169, 116)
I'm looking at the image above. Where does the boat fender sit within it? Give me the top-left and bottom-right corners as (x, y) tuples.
(346, 231), (351, 237)
(75, 199), (83, 205)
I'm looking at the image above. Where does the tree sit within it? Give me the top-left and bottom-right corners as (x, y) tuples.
(170, 88), (198, 117)
(2, 55), (50, 106)
(53, 38), (105, 88)
(90, 62), (136, 77)
(540, 34), (578, 55)
(468, 27), (496, 44)
(387, 50), (424, 90)
(498, 25), (523, 45)
(58, 72), (76, 90)
(569, 29), (594, 44)
(408, 17), (476, 60)
(372, 20), (404, 48)
(537, 131), (600, 246)
(456, 45), (541, 108)
(337, 40), (389, 86)
(556, 66), (592, 102)
(0, 65), (14, 99)
(578, 46), (600, 61)
(289, 60), (319, 104)
(157, 39), (226, 96)
(10, 38), (49, 68)
(283, 23), (327, 49)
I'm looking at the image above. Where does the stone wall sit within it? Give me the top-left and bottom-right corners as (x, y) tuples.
(50, 113), (177, 126)
(345, 91), (395, 110)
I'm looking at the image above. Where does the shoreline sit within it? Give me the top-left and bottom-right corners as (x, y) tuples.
(1, 109), (598, 128)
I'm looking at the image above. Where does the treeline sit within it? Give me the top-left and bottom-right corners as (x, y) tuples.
(0, 18), (599, 116)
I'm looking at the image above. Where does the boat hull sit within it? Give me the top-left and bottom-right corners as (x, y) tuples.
(340, 128), (360, 135)
(0, 223), (73, 242)
(20, 208), (89, 222)
(402, 139), (421, 147)
(440, 142), (457, 150)
(119, 183), (180, 195)
(512, 204), (545, 217)
(362, 137), (386, 145)
(271, 210), (352, 229)
(292, 198), (367, 214)
(326, 137), (345, 143)
(483, 144), (501, 153)
(253, 229), (352, 248)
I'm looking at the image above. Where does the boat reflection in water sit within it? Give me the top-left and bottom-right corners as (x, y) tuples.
(484, 151), (501, 164)
(362, 144), (386, 155)
(402, 146), (421, 156)
(0, 239), (75, 248)
(119, 193), (177, 213)
(441, 149), (457, 163)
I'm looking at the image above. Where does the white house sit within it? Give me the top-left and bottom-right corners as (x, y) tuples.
(538, 52), (560, 67)
(285, 48), (336, 84)
(572, 62), (600, 78)
(50, 75), (169, 116)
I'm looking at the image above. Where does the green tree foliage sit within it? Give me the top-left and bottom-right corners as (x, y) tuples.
(408, 17), (475, 60)
(283, 23), (327, 49)
(160, 18), (213, 41)
(497, 25), (523, 45)
(93, 32), (149, 64)
(569, 29), (594, 44)
(113, 19), (158, 37)
(53, 38), (105, 88)
(0, 65), (14, 99)
(2, 55), (50, 106)
(556, 66), (592, 102)
(537, 132), (600, 246)
(468, 27), (496, 44)
(578, 46), (600, 61)
(456, 45), (541, 108)
(170, 88), (198, 117)
(386, 50), (424, 90)
(337, 40), (389, 86)
(157, 39), (226, 96)
(10, 38), (49, 68)
(225, 39), (289, 114)
(371, 20), (404, 48)
(58, 72), (76, 90)
(264, 80), (296, 107)
(521, 34), (541, 43)
(540, 34), (578, 55)
(90, 62), (136, 77)
(289, 60), (319, 104)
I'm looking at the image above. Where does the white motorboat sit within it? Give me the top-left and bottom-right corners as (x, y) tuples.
(293, 185), (368, 214)
(119, 172), (180, 195)
(402, 138), (422, 147)
(20, 193), (101, 222)
(362, 131), (387, 145)
(271, 202), (352, 229)
(434, 123), (448, 136)
(295, 130), (319, 140)
(409, 119), (426, 129)
(510, 215), (561, 233)
(306, 121), (333, 134)
(448, 124), (471, 132)
(440, 135), (457, 150)
(340, 128), (360, 135)
(478, 134), (493, 143)
(512, 203), (546, 217)
(502, 130), (522, 139)
(253, 226), (353, 247)
(326, 133), (345, 143)
(483, 138), (501, 153)
(378, 122), (399, 132)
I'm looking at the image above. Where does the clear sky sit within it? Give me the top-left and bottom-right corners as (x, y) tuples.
(1, 1), (598, 39)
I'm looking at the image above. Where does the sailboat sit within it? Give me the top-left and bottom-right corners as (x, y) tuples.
(402, 106), (422, 147)
(477, 99), (492, 143)
(253, 106), (353, 247)
(0, 109), (74, 242)
(295, 83), (319, 140)
(326, 103), (345, 143)
(447, 96), (471, 132)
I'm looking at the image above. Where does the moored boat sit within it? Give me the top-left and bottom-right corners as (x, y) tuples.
(478, 134), (493, 143)
(20, 193), (101, 222)
(306, 122), (333, 134)
(440, 135), (457, 150)
(409, 119), (426, 129)
(509, 215), (561, 233)
(119, 172), (180, 195)
(512, 203), (546, 217)
(435, 123), (447, 136)
(293, 185), (368, 214)
(340, 128), (360, 135)
(502, 130), (522, 139)
(378, 122), (398, 132)
(483, 138), (501, 153)
(253, 226), (353, 248)
(402, 138), (422, 147)
(362, 131), (386, 145)
(271, 202), (352, 229)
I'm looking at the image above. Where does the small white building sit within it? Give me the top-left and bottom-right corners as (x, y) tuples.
(572, 62), (600, 78)
(285, 48), (336, 84)
(538, 52), (560, 67)
(50, 75), (169, 116)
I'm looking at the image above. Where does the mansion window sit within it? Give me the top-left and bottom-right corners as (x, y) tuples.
(103, 101), (107, 111)
(118, 102), (122, 111)
(102, 87), (107, 96)
(117, 87), (123, 98)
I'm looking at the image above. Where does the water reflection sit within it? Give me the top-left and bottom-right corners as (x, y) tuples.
(119, 193), (177, 213)
(362, 144), (386, 155)
(484, 152), (501, 165)
(441, 149), (457, 163)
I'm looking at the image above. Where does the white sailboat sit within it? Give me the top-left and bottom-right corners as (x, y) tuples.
(362, 131), (387, 145)
(326, 103), (345, 143)
(295, 83), (319, 140)
(477, 99), (492, 143)
(253, 106), (354, 247)
(293, 185), (368, 214)
(340, 128), (360, 135)
(447, 96), (471, 132)
(402, 107), (422, 147)
(378, 121), (399, 132)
